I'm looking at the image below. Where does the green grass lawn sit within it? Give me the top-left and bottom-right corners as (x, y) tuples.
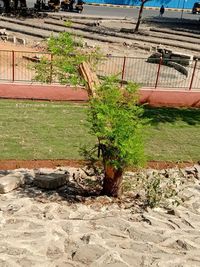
(0, 100), (199, 161)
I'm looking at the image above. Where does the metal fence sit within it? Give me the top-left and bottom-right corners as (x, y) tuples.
(0, 50), (199, 90)
(0, 50), (51, 83)
(97, 55), (200, 90)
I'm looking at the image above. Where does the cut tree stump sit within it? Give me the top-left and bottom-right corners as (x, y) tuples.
(79, 62), (100, 98)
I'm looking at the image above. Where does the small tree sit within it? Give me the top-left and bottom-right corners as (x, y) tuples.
(87, 77), (145, 197)
(33, 32), (146, 198)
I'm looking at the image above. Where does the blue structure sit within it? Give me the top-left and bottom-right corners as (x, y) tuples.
(86, 0), (196, 9)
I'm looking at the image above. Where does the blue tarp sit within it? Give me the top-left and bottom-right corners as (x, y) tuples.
(86, 0), (196, 9)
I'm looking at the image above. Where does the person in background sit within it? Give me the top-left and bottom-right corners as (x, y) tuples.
(160, 5), (165, 17)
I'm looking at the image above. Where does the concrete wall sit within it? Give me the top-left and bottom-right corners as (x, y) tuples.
(87, 0), (196, 9)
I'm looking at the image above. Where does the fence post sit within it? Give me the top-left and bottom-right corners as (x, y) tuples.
(155, 57), (162, 89)
(12, 50), (15, 82)
(189, 59), (198, 91)
(121, 56), (126, 87)
(50, 53), (53, 84)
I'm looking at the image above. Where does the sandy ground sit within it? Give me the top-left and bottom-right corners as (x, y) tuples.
(0, 42), (39, 52)
(0, 166), (200, 266)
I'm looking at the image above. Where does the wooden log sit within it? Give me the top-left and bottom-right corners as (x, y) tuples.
(78, 62), (100, 98)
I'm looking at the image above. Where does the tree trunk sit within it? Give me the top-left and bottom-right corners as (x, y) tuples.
(134, 1), (145, 33)
(102, 165), (123, 197)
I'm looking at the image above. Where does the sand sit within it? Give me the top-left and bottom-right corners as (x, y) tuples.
(0, 166), (200, 266)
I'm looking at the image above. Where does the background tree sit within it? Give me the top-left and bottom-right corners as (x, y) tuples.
(134, 0), (170, 32)
(135, 0), (150, 32)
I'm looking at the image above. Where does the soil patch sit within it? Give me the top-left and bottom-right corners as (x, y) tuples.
(0, 159), (195, 170)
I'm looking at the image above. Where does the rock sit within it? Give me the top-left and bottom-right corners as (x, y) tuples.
(0, 211), (6, 225)
(194, 164), (200, 179)
(12, 168), (35, 185)
(57, 167), (88, 182)
(16, 37), (26, 45)
(34, 173), (69, 189)
(127, 226), (163, 243)
(72, 245), (106, 264)
(46, 244), (64, 259)
(0, 170), (8, 176)
(35, 168), (64, 175)
(166, 209), (176, 215)
(121, 253), (143, 266)
(0, 29), (7, 35)
(0, 172), (25, 194)
(6, 35), (16, 44)
(185, 167), (196, 175)
(80, 234), (90, 244)
(81, 166), (96, 177)
(102, 262), (128, 267)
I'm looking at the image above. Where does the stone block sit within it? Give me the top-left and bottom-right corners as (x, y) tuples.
(72, 245), (106, 264)
(0, 28), (7, 35)
(34, 173), (69, 189)
(7, 35), (16, 44)
(0, 172), (25, 194)
(16, 37), (26, 45)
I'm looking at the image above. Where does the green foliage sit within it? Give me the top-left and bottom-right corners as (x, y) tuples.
(87, 77), (146, 170)
(33, 32), (102, 85)
(32, 56), (53, 84)
(64, 20), (73, 27)
(123, 170), (182, 208)
(144, 173), (181, 208)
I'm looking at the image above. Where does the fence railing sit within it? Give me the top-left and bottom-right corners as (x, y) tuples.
(0, 50), (51, 83)
(0, 50), (199, 90)
(97, 55), (200, 90)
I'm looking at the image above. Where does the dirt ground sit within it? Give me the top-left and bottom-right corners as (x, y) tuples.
(0, 14), (200, 88)
(1, 13), (200, 57)
(0, 159), (196, 170)
(0, 41), (41, 52)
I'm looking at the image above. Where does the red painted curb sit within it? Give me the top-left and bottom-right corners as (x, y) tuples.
(140, 88), (200, 108)
(0, 83), (200, 108)
(0, 83), (88, 101)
